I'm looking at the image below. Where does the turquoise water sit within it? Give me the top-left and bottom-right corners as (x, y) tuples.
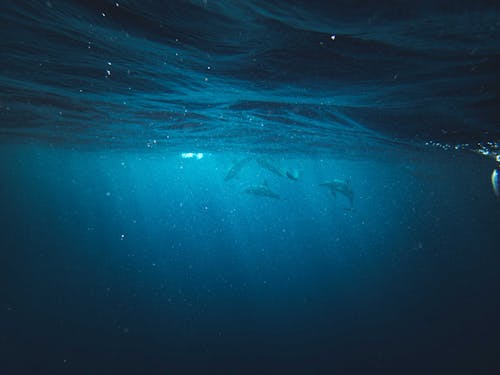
(2, 143), (499, 373)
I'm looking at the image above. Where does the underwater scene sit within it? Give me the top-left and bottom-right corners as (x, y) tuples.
(1, 1), (499, 374)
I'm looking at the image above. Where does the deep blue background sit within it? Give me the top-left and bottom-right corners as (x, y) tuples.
(1, 0), (500, 373)
(1, 145), (499, 374)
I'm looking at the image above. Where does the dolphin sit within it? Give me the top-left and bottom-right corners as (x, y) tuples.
(319, 179), (354, 207)
(256, 158), (285, 178)
(285, 169), (300, 181)
(224, 157), (252, 181)
(243, 180), (280, 199)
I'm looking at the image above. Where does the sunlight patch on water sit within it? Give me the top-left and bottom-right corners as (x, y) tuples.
(181, 152), (204, 160)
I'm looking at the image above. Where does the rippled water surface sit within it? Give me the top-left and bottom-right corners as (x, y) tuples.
(1, 0), (499, 154)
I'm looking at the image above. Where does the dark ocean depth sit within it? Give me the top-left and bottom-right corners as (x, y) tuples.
(1, 1), (500, 374)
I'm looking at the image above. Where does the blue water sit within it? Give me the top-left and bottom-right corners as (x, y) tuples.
(1, 1), (499, 374)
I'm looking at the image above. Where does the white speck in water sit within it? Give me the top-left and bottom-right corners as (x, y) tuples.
(105, 191), (111, 197)
(120, 234), (125, 240)
(330, 34), (336, 41)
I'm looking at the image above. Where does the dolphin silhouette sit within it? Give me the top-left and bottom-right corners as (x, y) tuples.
(224, 157), (251, 181)
(256, 158), (285, 178)
(319, 179), (354, 207)
(285, 169), (300, 181)
(243, 180), (280, 199)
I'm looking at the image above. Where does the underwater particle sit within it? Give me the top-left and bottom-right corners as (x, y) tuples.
(105, 191), (111, 196)
(491, 168), (500, 198)
(330, 34), (336, 41)
(120, 234), (125, 240)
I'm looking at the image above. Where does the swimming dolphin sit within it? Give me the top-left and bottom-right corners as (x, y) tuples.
(224, 157), (252, 181)
(243, 180), (280, 199)
(285, 169), (300, 181)
(256, 158), (285, 178)
(319, 179), (354, 207)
